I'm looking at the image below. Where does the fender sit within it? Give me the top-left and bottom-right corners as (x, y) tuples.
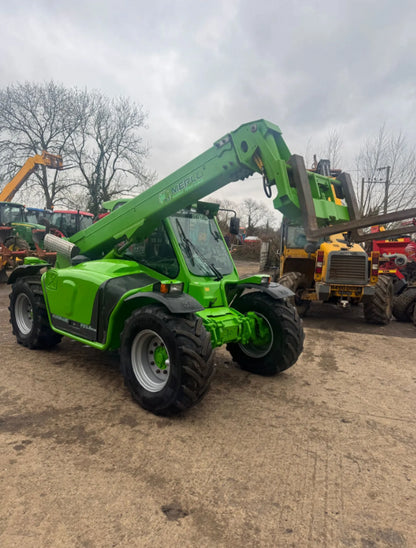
(228, 282), (294, 300)
(101, 291), (204, 347)
(7, 263), (49, 285)
(124, 291), (204, 313)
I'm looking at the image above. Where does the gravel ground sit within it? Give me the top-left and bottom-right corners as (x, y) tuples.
(0, 261), (415, 547)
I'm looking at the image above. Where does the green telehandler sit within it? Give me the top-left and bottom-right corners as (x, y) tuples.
(7, 120), (416, 415)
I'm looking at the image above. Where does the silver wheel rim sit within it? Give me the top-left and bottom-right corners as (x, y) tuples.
(131, 329), (170, 392)
(15, 293), (33, 335)
(238, 312), (274, 358)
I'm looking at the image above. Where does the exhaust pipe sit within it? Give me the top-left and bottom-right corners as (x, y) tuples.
(44, 234), (80, 262)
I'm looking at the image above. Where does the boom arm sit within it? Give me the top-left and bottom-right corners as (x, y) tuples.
(0, 151), (63, 202)
(69, 119), (416, 258)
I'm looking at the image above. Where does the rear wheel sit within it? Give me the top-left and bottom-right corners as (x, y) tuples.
(363, 275), (393, 325)
(120, 305), (213, 415)
(227, 292), (304, 375)
(393, 287), (416, 322)
(278, 271), (311, 316)
(9, 278), (62, 349)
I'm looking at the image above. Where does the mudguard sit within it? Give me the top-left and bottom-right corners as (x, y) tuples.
(7, 263), (49, 285)
(124, 291), (204, 313)
(230, 282), (294, 300)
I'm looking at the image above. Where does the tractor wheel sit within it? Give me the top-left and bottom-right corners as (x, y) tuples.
(278, 271), (311, 317)
(363, 275), (393, 325)
(392, 287), (416, 322)
(227, 292), (304, 376)
(120, 305), (214, 415)
(9, 278), (62, 349)
(4, 236), (29, 269)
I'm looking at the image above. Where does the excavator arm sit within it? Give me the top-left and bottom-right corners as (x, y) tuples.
(0, 151), (63, 203)
(68, 119), (416, 258)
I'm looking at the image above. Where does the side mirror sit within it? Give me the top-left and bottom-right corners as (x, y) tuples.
(230, 216), (240, 235)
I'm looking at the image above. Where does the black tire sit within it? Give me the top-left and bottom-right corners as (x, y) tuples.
(120, 305), (214, 415)
(392, 287), (416, 322)
(5, 236), (29, 250)
(226, 292), (304, 376)
(4, 236), (29, 269)
(278, 271), (311, 316)
(9, 278), (62, 349)
(413, 301), (416, 327)
(363, 275), (393, 325)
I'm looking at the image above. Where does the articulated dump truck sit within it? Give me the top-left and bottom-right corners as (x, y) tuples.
(7, 120), (416, 414)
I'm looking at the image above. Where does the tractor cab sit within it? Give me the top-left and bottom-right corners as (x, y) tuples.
(50, 210), (94, 238)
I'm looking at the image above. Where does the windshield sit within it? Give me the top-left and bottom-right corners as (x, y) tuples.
(80, 215), (93, 231)
(1, 204), (25, 224)
(285, 224), (326, 249)
(25, 212), (39, 224)
(51, 212), (77, 236)
(26, 210), (51, 225)
(286, 225), (308, 248)
(170, 212), (234, 278)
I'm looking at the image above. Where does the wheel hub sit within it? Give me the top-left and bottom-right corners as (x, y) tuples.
(239, 312), (273, 358)
(15, 293), (33, 335)
(131, 329), (170, 392)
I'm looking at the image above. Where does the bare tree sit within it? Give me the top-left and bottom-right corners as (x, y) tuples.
(0, 81), (153, 214)
(67, 91), (154, 216)
(0, 81), (81, 207)
(306, 129), (343, 170)
(354, 125), (416, 216)
(325, 129), (343, 170)
(241, 198), (276, 233)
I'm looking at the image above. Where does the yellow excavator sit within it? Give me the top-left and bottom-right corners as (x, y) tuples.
(0, 151), (63, 202)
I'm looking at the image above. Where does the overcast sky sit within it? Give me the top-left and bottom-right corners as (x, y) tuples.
(2, 0), (416, 218)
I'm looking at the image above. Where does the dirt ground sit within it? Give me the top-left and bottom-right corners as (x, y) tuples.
(0, 260), (415, 547)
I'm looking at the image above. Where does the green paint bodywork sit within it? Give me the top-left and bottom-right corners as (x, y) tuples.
(40, 214), (271, 350)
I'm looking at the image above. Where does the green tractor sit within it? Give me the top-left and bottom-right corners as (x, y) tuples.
(0, 202), (54, 280)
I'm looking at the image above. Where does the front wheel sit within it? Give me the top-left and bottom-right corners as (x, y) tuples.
(120, 305), (213, 415)
(9, 278), (62, 349)
(227, 292), (304, 376)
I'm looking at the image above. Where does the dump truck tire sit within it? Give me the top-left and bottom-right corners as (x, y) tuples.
(9, 278), (62, 349)
(120, 305), (214, 416)
(392, 287), (416, 322)
(227, 292), (304, 375)
(278, 271), (311, 317)
(363, 275), (393, 325)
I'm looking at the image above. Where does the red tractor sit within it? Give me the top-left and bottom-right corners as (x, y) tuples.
(372, 233), (416, 325)
(49, 209), (94, 238)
